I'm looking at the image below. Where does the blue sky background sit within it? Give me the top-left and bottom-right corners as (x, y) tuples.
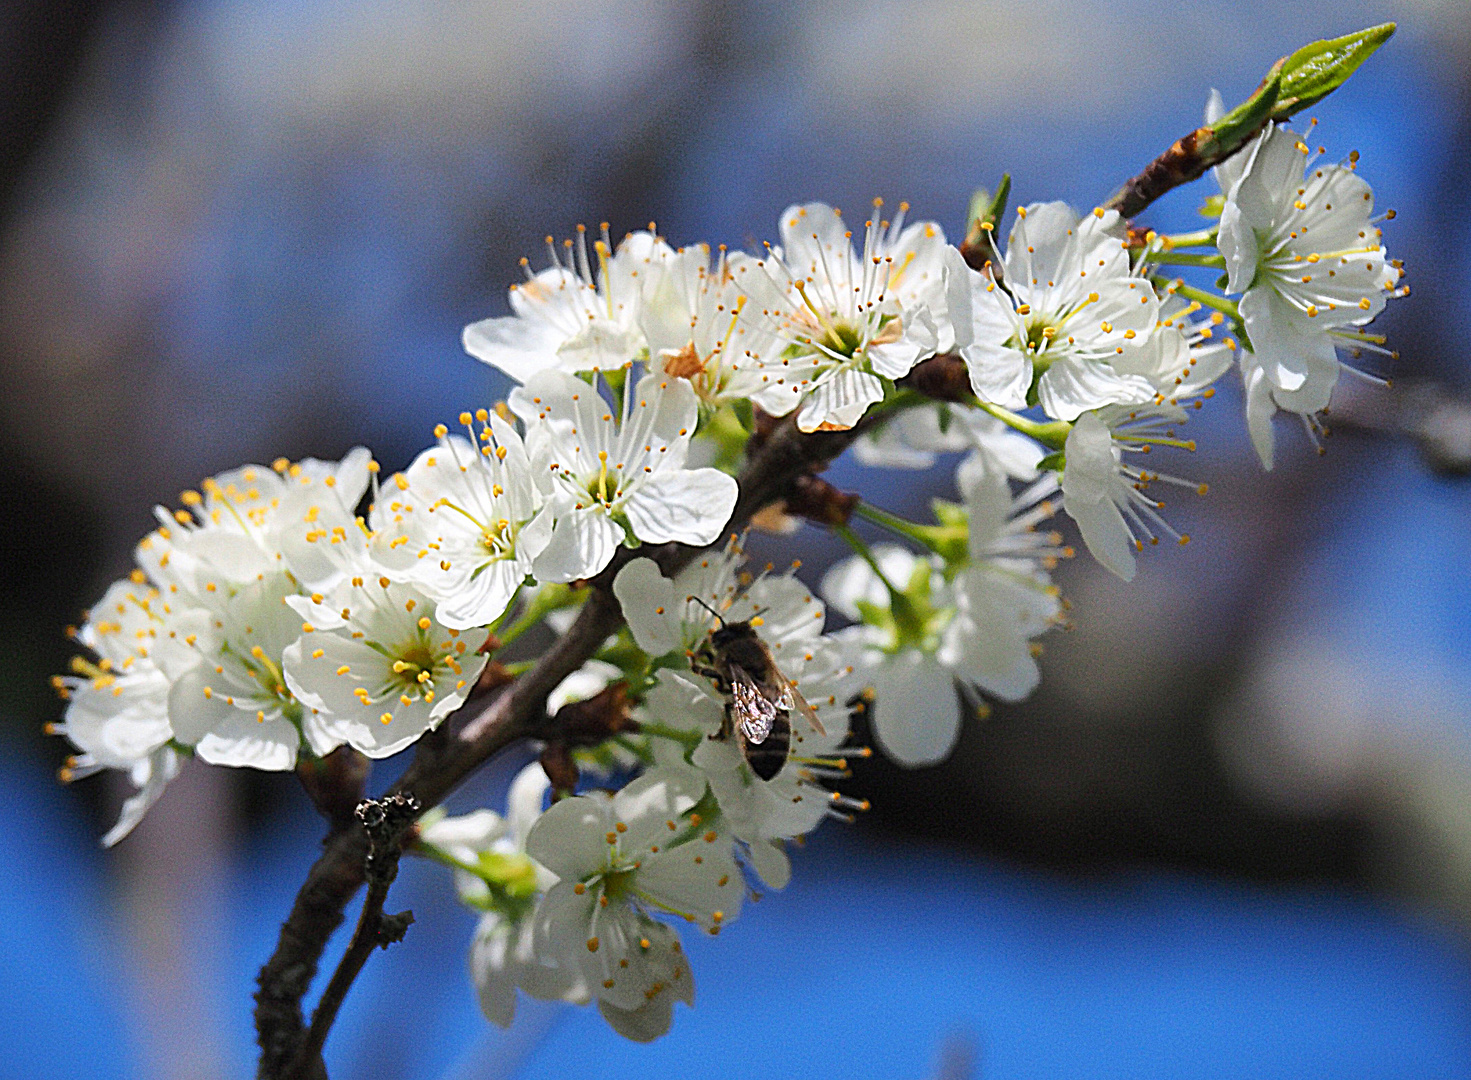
(4, 2), (1470, 1077)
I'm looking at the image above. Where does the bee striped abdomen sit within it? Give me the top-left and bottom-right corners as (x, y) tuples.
(740, 709), (790, 781)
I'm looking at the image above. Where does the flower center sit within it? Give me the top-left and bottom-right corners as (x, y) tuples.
(479, 519), (513, 556)
(661, 342), (707, 380)
(391, 642), (439, 692)
(579, 453), (619, 509)
(819, 319), (865, 358)
(479, 851), (540, 919)
(601, 865), (638, 901)
(1011, 315), (1059, 359)
(234, 641), (291, 704)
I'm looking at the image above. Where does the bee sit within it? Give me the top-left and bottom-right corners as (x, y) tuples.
(689, 600), (825, 782)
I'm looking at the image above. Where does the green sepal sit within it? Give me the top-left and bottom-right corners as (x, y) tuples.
(575, 734), (657, 773)
(930, 498), (968, 529)
(853, 597), (896, 636)
(1198, 24), (1394, 170)
(905, 557), (933, 598)
(962, 173), (1011, 261)
(477, 850), (540, 901)
(730, 397), (754, 430)
(1037, 451), (1066, 473)
(983, 174), (1012, 231)
(592, 628), (650, 681)
(698, 403), (751, 477)
(495, 581), (585, 648)
(664, 784), (723, 849)
(600, 365), (628, 400)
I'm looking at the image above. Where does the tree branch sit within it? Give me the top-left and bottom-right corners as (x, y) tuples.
(1104, 126), (1241, 220)
(254, 824), (368, 1078)
(284, 795), (420, 1080)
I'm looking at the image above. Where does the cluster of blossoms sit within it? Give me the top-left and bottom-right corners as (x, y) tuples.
(53, 451), (497, 807)
(55, 80), (1404, 1044)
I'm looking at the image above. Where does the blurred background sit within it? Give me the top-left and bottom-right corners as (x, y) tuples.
(4, 1), (1471, 1077)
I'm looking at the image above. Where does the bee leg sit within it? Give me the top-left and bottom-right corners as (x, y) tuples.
(690, 661), (724, 687)
(711, 705), (733, 742)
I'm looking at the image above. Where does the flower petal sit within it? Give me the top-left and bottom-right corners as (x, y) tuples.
(864, 649), (960, 766)
(194, 708), (300, 771)
(525, 792), (611, 880)
(1061, 413), (1137, 581)
(744, 838), (791, 890)
(533, 507), (623, 584)
(1240, 350), (1277, 470)
(470, 914), (519, 1028)
(624, 469), (738, 547)
(101, 747), (180, 847)
(613, 559), (684, 657)
(795, 368), (884, 433)
(1036, 357), (1155, 422)
(462, 313), (567, 384)
(1239, 285), (1339, 400)
(961, 342), (1032, 410)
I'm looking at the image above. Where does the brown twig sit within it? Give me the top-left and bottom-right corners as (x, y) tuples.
(294, 748), (370, 834)
(1102, 64), (1283, 220)
(253, 825), (369, 1079)
(284, 794), (421, 1080)
(780, 474), (859, 527)
(1104, 126), (1234, 220)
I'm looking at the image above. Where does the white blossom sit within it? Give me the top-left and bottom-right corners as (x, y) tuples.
(1114, 293), (1237, 404)
(147, 451), (373, 595)
(618, 553), (858, 879)
(589, 917), (694, 1042)
(54, 577), (181, 844)
(165, 568), (328, 770)
(266, 448), (377, 589)
(640, 243), (781, 409)
(419, 763), (587, 1028)
(463, 229), (670, 384)
(954, 202), (1160, 420)
(1060, 405), (1203, 581)
(1215, 121), (1401, 467)
(824, 545), (961, 767)
(371, 411), (552, 630)
(56, 450), (371, 784)
(730, 201), (952, 432)
(58, 579), (173, 766)
(526, 769), (737, 1038)
(825, 471), (1065, 766)
(282, 577), (490, 758)
(612, 539), (754, 660)
(942, 463), (1066, 702)
(510, 370), (738, 582)
(641, 647), (857, 889)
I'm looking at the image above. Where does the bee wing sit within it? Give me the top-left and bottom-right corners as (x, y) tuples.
(779, 674), (827, 737)
(729, 663), (779, 745)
